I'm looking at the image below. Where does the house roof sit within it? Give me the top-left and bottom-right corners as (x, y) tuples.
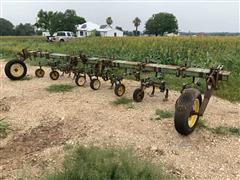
(76, 21), (99, 31)
(99, 25), (108, 29)
(98, 24), (112, 32)
(76, 21), (123, 32)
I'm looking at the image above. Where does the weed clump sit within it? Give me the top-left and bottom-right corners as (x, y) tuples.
(19, 75), (33, 81)
(197, 119), (240, 136)
(0, 118), (10, 138)
(112, 97), (133, 105)
(45, 145), (172, 180)
(46, 84), (75, 93)
(155, 109), (173, 120)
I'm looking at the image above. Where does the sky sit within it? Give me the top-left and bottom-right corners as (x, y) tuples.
(0, 0), (239, 32)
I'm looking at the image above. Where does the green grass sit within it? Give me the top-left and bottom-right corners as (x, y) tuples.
(228, 127), (240, 135)
(44, 145), (173, 180)
(211, 126), (240, 135)
(19, 75), (33, 81)
(46, 84), (75, 93)
(112, 97), (133, 105)
(196, 119), (208, 129)
(197, 119), (240, 136)
(155, 109), (173, 120)
(1, 36), (240, 102)
(0, 118), (10, 138)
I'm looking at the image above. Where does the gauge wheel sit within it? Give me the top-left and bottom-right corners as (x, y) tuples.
(75, 75), (86, 86)
(49, 71), (60, 80)
(133, 88), (145, 102)
(174, 88), (202, 135)
(35, 68), (45, 78)
(114, 84), (126, 97)
(90, 78), (101, 90)
(4, 59), (27, 80)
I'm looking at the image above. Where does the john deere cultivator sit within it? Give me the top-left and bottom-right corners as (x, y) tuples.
(4, 49), (230, 135)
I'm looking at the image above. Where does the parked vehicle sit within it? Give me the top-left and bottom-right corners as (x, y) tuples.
(47, 31), (75, 42)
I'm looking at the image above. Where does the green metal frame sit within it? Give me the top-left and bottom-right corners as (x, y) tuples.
(17, 48), (230, 116)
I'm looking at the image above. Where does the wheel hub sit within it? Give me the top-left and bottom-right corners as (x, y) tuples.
(78, 77), (85, 85)
(10, 64), (24, 77)
(118, 86), (124, 95)
(94, 80), (100, 88)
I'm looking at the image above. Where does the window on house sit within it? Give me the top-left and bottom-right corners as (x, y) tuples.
(80, 31), (83, 36)
(114, 32), (117, 37)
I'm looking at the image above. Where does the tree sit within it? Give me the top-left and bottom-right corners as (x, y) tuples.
(123, 30), (134, 36)
(0, 18), (14, 35)
(133, 17), (141, 36)
(35, 9), (86, 35)
(106, 17), (113, 27)
(50, 11), (65, 34)
(35, 9), (57, 35)
(15, 23), (35, 36)
(145, 12), (178, 36)
(61, 9), (85, 32)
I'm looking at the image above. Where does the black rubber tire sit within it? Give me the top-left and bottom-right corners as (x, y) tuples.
(133, 88), (145, 102)
(114, 84), (126, 97)
(174, 88), (202, 136)
(49, 71), (60, 80)
(90, 78), (101, 90)
(75, 75), (86, 86)
(35, 68), (45, 78)
(4, 59), (27, 80)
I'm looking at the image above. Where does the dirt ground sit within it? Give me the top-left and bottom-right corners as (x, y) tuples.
(0, 60), (239, 180)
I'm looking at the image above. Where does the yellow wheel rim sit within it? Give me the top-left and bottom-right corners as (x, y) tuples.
(10, 63), (24, 77)
(188, 98), (200, 128)
(118, 85), (125, 95)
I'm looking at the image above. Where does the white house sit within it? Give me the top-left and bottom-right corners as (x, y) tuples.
(76, 21), (123, 37)
(98, 25), (123, 37)
(76, 21), (99, 37)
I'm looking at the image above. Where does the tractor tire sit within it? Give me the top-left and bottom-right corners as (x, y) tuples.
(35, 68), (45, 78)
(174, 88), (202, 135)
(49, 71), (60, 80)
(114, 84), (126, 97)
(90, 78), (101, 90)
(133, 88), (144, 102)
(4, 59), (27, 80)
(75, 75), (86, 86)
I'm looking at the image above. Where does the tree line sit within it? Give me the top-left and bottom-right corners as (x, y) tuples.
(0, 18), (35, 36)
(0, 9), (179, 36)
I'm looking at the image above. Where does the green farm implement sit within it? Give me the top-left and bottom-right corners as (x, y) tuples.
(4, 49), (230, 135)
